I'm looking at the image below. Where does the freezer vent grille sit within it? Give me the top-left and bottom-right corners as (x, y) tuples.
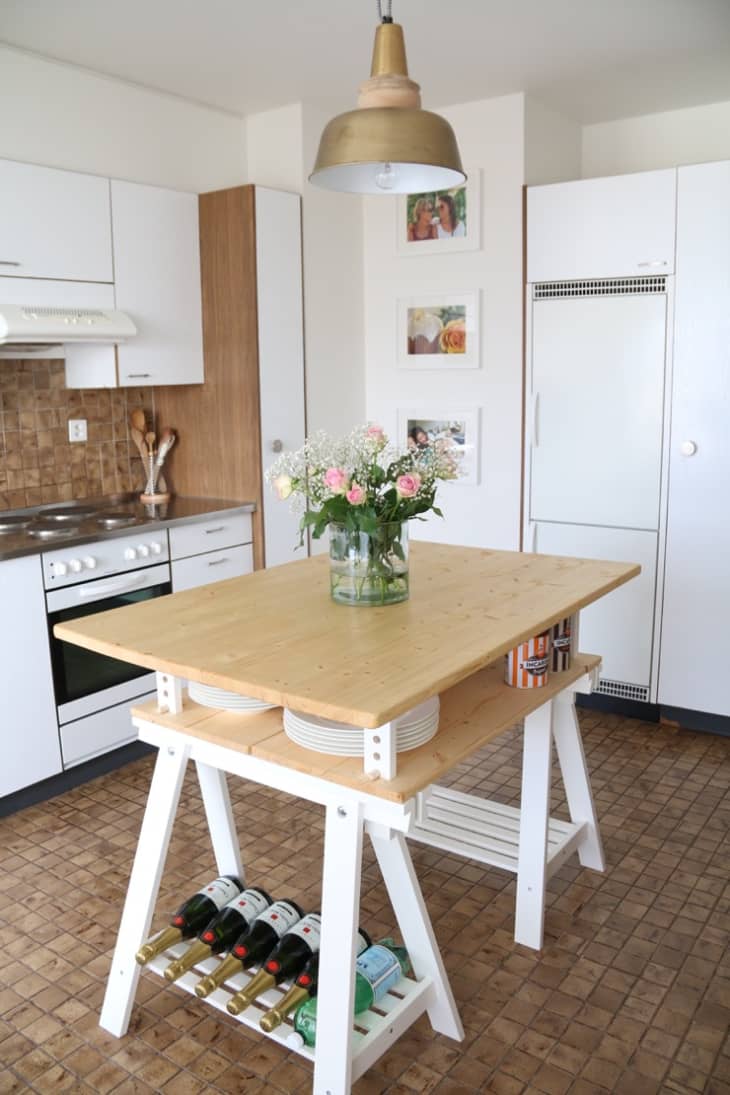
(596, 677), (650, 703)
(533, 277), (667, 299)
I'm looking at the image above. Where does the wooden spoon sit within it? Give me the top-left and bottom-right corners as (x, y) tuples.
(145, 430), (156, 454)
(130, 407), (146, 434)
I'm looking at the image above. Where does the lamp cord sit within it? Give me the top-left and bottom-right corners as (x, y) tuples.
(377, 0), (393, 23)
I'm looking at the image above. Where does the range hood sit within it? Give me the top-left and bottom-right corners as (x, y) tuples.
(0, 303), (136, 349)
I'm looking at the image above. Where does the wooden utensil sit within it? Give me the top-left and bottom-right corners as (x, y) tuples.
(145, 430), (156, 454)
(131, 407), (147, 434)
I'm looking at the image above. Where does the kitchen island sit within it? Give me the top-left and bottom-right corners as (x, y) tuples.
(55, 542), (638, 1094)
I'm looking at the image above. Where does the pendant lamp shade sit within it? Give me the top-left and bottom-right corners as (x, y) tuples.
(309, 20), (465, 194)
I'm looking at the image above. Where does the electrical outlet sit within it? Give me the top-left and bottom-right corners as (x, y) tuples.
(68, 419), (87, 443)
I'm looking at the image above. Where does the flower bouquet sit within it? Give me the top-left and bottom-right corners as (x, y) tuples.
(266, 424), (459, 605)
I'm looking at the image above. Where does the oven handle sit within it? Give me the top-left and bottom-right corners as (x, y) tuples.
(75, 575), (148, 599)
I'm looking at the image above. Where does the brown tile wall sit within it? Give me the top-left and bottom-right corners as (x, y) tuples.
(0, 359), (156, 510)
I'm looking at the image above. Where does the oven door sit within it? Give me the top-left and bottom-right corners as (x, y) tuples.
(46, 563), (171, 725)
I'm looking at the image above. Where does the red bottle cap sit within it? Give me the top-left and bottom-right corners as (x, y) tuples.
(173, 915), (184, 927)
(265, 959), (281, 974)
(234, 944), (247, 958)
(202, 931), (215, 943)
(297, 973), (312, 987)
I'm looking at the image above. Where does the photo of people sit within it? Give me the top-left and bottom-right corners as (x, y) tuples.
(406, 186), (466, 243)
(398, 410), (480, 485)
(407, 304), (466, 355)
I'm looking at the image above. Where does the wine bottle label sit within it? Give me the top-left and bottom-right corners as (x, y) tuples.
(224, 888), (270, 924)
(255, 901), (301, 939)
(282, 913), (322, 948)
(193, 877), (241, 911)
(356, 945), (402, 1000)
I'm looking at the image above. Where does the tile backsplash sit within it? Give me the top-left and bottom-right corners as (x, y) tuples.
(0, 359), (155, 510)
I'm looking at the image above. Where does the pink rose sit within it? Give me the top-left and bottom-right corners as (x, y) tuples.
(346, 483), (366, 505)
(366, 425), (386, 445)
(396, 473), (421, 499)
(324, 467), (348, 495)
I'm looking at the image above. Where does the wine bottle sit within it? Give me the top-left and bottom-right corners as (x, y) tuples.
(135, 875), (245, 965)
(227, 912), (321, 1016)
(259, 927), (371, 1033)
(288, 939), (411, 1048)
(194, 898), (302, 999)
(163, 887), (272, 982)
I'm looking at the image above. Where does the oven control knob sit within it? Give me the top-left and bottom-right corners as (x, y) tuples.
(124, 547), (138, 561)
(69, 559), (83, 573)
(54, 561), (68, 576)
(84, 556), (97, 570)
(137, 544), (150, 558)
(150, 541), (162, 555)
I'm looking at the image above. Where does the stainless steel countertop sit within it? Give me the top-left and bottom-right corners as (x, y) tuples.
(0, 495), (256, 562)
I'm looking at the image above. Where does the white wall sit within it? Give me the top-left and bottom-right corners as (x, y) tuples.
(246, 104), (304, 192)
(364, 93), (526, 551)
(582, 99), (730, 178)
(525, 97), (582, 185)
(0, 45), (246, 191)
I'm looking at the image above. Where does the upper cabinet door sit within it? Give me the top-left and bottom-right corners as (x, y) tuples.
(112, 180), (204, 387)
(527, 169), (677, 282)
(0, 159), (113, 282)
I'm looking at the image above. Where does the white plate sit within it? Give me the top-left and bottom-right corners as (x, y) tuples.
(283, 698), (439, 756)
(188, 682), (277, 712)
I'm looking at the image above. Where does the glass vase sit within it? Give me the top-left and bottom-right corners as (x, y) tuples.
(328, 521), (409, 606)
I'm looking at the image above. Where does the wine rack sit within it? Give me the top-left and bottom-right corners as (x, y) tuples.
(144, 943), (432, 1080)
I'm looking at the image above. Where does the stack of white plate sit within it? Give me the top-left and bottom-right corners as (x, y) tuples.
(188, 681), (277, 713)
(283, 696), (439, 756)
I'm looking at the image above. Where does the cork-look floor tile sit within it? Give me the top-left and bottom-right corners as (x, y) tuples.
(0, 710), (729, 1094)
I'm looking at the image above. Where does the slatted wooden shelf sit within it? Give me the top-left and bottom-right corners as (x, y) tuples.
(132, 653), (601, 803)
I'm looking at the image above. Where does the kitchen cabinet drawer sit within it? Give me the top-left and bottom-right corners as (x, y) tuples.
(112, 179), (204, 386)
(0, 158), (113, 283)
(60, 697), (151, 768)
(527, 168), (676, 282)
(172, 544), (253, 592)
(169, 513), (252, 560)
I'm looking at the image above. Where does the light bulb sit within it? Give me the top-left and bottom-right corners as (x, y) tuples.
(375, 162), (398, 190)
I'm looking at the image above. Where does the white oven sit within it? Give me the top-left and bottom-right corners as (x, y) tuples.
(43, 531), (171, 767)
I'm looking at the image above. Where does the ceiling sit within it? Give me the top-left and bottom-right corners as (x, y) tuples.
(1, 0), (730, 124)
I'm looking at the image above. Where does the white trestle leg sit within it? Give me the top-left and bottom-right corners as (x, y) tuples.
(514, 699), (554, 950)
(313, 801), (365, 1095)
(195, 762), (244, 879)
(100, 742), (190, 1035)
(552, 690), (606, 871)
(367, 823), (464, 1041)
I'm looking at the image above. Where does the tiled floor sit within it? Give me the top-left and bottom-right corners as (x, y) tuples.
(1, 709), (729, 1094)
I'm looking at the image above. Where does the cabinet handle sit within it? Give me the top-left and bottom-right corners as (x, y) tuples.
(637, 261), (668, 268)
(205, 526), (225, 534)
(207, 557), (229, 566)
(0, 260), (21, 267)
(271, 439), (284, 453)
(126, 373), (152, 379)
(530, 392), (540, 447)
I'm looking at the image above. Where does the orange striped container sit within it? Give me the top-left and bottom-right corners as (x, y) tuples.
(550, 617), (573, 672)
(504, 631), (550, 688)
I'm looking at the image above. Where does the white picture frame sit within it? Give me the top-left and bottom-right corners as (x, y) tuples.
(397, 290), (480, 370)
(396, 170), (481, 256)
(397, 408), (481, 486)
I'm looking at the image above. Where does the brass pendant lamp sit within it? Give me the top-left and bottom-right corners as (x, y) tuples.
(309, 0), (465, 194)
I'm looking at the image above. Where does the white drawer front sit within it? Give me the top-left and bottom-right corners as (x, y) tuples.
(169, 513), (252, 560)
(61, 697), (152, 768)
(172, 544), (253, 592)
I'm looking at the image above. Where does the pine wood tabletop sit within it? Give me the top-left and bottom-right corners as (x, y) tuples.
(54, 542), (638, 728)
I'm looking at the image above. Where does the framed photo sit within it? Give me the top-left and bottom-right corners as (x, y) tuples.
(397, 409), (481, 486)
(397, 291), (479, 370)
(396, 170), (481, 256)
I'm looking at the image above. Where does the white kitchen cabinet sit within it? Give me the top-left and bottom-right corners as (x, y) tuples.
(658, 161), (730, 718)
(172, 544), (253, 592)
(533, 523), (658, 695)
(527, 169), (676, 282)
(0, 158), (113, 283)
(0, 555), (62, 797)
(530, 293), (667, 530)
(111, 179), (204, 387)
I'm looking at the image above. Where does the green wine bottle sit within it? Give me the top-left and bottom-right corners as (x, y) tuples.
(135, 875), (245, 965)
(289, 938), (411, 1047)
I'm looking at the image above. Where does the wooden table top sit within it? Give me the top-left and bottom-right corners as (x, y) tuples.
(54, 542), (639, 728)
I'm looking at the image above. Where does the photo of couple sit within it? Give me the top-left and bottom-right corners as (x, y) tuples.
(406, 187), (466, 242)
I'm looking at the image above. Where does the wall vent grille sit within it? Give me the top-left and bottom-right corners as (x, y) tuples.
(22, 307), (106, 318)
(534, 277), (667, 299)
(596, 678), (650, 703)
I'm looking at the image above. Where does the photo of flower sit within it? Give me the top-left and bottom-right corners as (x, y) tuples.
(398, 292), (480, 369)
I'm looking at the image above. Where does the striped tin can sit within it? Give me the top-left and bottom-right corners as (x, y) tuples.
(550, 616), (573, 672)
(504, 630), (550, 688)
